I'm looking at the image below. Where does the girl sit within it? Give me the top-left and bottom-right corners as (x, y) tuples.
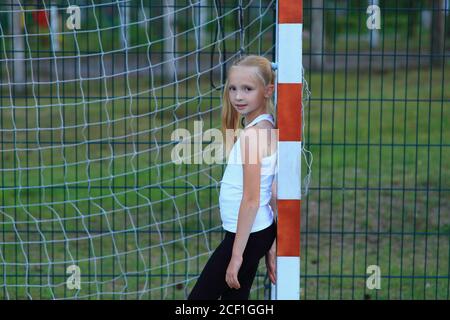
(188, 55), (278, 300)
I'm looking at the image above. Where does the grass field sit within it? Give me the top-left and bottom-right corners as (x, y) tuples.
(0, 61), (449, 299)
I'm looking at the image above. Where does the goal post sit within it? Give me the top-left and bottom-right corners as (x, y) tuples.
(274, 0), (302, 300)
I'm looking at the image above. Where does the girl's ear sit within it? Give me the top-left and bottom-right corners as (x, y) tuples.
(264, 84), (275, 98)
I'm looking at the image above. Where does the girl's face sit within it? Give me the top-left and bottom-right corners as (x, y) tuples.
(228, 66), (273, 120)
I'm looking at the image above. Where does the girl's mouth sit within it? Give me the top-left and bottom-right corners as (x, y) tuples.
(236, 104), (247, 109)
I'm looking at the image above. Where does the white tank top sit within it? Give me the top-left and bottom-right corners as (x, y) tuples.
(219, 113), (277, 233)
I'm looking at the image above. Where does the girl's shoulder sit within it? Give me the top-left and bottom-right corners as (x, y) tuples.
(254, 120), (275, 130)
(240, 120), (276, 139)
(241, 119), (274, 134)
(239, 120), (277, 159)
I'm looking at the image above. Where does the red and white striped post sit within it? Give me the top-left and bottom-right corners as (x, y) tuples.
(274, 0), (302, 300)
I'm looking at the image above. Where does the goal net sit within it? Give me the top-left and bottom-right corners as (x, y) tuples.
(0, 0), (276, 299)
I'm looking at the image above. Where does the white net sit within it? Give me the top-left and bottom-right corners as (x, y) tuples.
(0, 0), (276, 299)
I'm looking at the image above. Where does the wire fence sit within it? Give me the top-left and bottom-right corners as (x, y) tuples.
(301, 0), (449, 300)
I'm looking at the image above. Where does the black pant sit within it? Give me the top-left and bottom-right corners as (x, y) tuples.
(188, 222), (276, 300)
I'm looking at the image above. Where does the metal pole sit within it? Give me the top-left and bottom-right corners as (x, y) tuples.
(12, 0), (25, 92)
(163, 0), (176, 82)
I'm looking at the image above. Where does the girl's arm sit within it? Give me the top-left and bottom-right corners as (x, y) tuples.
(225, 127), (264, 289)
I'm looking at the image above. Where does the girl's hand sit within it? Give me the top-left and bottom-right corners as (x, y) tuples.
(226, 255), (243, 289)
(265, 240), (276, 284)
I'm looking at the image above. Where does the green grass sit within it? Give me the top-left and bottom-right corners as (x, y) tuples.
(0, 61), (449, 299)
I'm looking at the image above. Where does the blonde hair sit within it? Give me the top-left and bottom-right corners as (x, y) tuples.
(221, 55), (276, 139)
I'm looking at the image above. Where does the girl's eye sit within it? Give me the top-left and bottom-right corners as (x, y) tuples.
(229, 86), (252, 92)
